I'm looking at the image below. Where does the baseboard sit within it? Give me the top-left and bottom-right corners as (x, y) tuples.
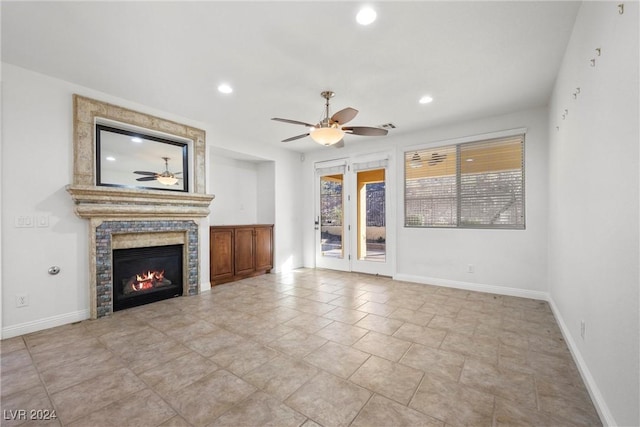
(1, 309), (90, 339)
(547, 298), (615, 427)
(393, 273), (549, 301)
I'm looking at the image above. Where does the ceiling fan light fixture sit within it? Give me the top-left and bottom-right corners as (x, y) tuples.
(419, 95), (433, 104)
(310, 126), (344, 146)
(410, 152), (423, 168)
(157, 175), (178, 186)
(356, 7), (377, 25)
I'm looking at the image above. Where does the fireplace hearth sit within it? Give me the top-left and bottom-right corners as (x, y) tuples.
(112, 244), (183, 311)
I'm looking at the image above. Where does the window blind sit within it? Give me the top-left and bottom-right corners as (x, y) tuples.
(404, 134), (525, 229)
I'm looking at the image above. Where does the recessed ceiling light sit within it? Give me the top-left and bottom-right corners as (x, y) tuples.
(419, 95), (433, 104)
(131, 137), (143, 143)
(217, 83), (233, 94)
(356, 7), (377, 25)
(106, 156), (116, 161)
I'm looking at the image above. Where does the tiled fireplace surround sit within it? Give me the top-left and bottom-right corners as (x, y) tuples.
(66, 95), (215, 318)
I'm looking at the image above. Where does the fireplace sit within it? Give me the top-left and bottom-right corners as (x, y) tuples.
(112, 244), (184, 311)
(67, 95), (215, 319)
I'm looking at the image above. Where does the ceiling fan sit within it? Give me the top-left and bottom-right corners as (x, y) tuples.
(133, 157), (182, 186)
(272, 90), (388, 147)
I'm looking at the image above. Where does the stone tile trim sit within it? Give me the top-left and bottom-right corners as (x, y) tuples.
(95, 220), (199, 319)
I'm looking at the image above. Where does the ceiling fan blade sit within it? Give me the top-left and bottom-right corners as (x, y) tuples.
(333, 139), (345, 149)
(133, 171), (157, 175)
(343, 126), (389, 136)
(272, 118), (316, 127)
(331, 107), (358, 125)
(282, 133), (310, 142)
(136, 176), (158, 181)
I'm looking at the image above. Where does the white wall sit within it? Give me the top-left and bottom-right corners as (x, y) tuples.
(303, 106), (549, 298)
(547, 2), (639, 426)
(1, 63), (304, 337)
(209, 156), (260, 225)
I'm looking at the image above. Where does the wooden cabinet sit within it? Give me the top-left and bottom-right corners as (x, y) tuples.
(210, 225), (273, 285)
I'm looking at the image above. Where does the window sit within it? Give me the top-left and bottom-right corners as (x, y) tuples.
(405, 134), (525, 229)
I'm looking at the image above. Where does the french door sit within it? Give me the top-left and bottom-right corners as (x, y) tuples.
(315, 154), (393, 276)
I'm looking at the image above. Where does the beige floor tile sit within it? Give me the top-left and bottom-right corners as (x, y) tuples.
(428, 315), (477, 336)
(249, 323), (296, 345)
(66, 388), (176, 427)
(360, 291), (391, 304)
(355, 313), (404, 335)
(0, 269), (601, 427)
(139, 351), (219, 396)
(304, 341), (370, 378)
(393, 323), (447, 348)
(389, 307), (435, 326)
(400, 344), (465, 382)
(315, 321), (368, 345)
(419, 301), (460, 317)
(259, 306), (305, 323)
(1, 349), (33, 373)
(50, 367), (147, 424)
(0, 384), (56, 427)
(322, 306), (368, 324)
(210, 391), (306, 426)
(0, 336), (26, 355)
(158, 415), (192, 426)
(23, 323), (93, 354)
(30, 338), (107, 371)
(440, 332), (499, 364)
(353, 331), (412, 362)
(164, 318), (221, 342)
(242, 354), (319, 401)
(357, 301), (396, 317)
(164, 369), (256, 427)
(350, 356), (424, 405)
(410, 375), (494, 426)
(285, 371), (371, 427)
(126, 340), (192, 375)
(493, 397), (583, 427)
(459, 357), (537, 408)
(1, 362), (42, 398)
(268, 330), (327, 358)
(352, 394), (444, 427)
(283, 312), (333, 334)
(40, 350), (126, 394)
(328, 295), (368, 309)
(209, 339), (278, 376)
(186, 328), (247, 357)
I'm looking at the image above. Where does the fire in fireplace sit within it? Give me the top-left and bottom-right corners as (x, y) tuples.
(112, 244), (183, 311)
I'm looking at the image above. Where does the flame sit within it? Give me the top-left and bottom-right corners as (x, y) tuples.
(131, 270), (164, 292)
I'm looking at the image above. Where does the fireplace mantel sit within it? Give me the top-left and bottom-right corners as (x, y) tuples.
(67, 185), (214, 219)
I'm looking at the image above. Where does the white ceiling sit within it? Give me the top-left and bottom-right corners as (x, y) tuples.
(1, 1), (580, 153)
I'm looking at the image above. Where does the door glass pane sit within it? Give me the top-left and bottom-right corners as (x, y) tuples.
(357, 169), (385, 261)
(320, 174), (343, 258)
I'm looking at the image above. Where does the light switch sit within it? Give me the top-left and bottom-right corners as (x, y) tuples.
(37, 215), (49, 228)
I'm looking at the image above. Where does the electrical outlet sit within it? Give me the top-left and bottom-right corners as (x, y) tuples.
(580, 320), (586, 339)
(15, 216), (34, 228)
(467, 264), (475, 273)
(16, 294), (29, 308)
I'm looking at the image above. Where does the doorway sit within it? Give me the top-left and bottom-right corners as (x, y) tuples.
(315, 155), (393, 276)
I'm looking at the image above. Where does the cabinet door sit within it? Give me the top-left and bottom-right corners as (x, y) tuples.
(234, 227), (255, 276)
(255, 226), (273, 272)
(210, 228), (234, 282)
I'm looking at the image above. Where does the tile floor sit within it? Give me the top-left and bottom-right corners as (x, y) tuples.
(1, 268), (601, 426)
